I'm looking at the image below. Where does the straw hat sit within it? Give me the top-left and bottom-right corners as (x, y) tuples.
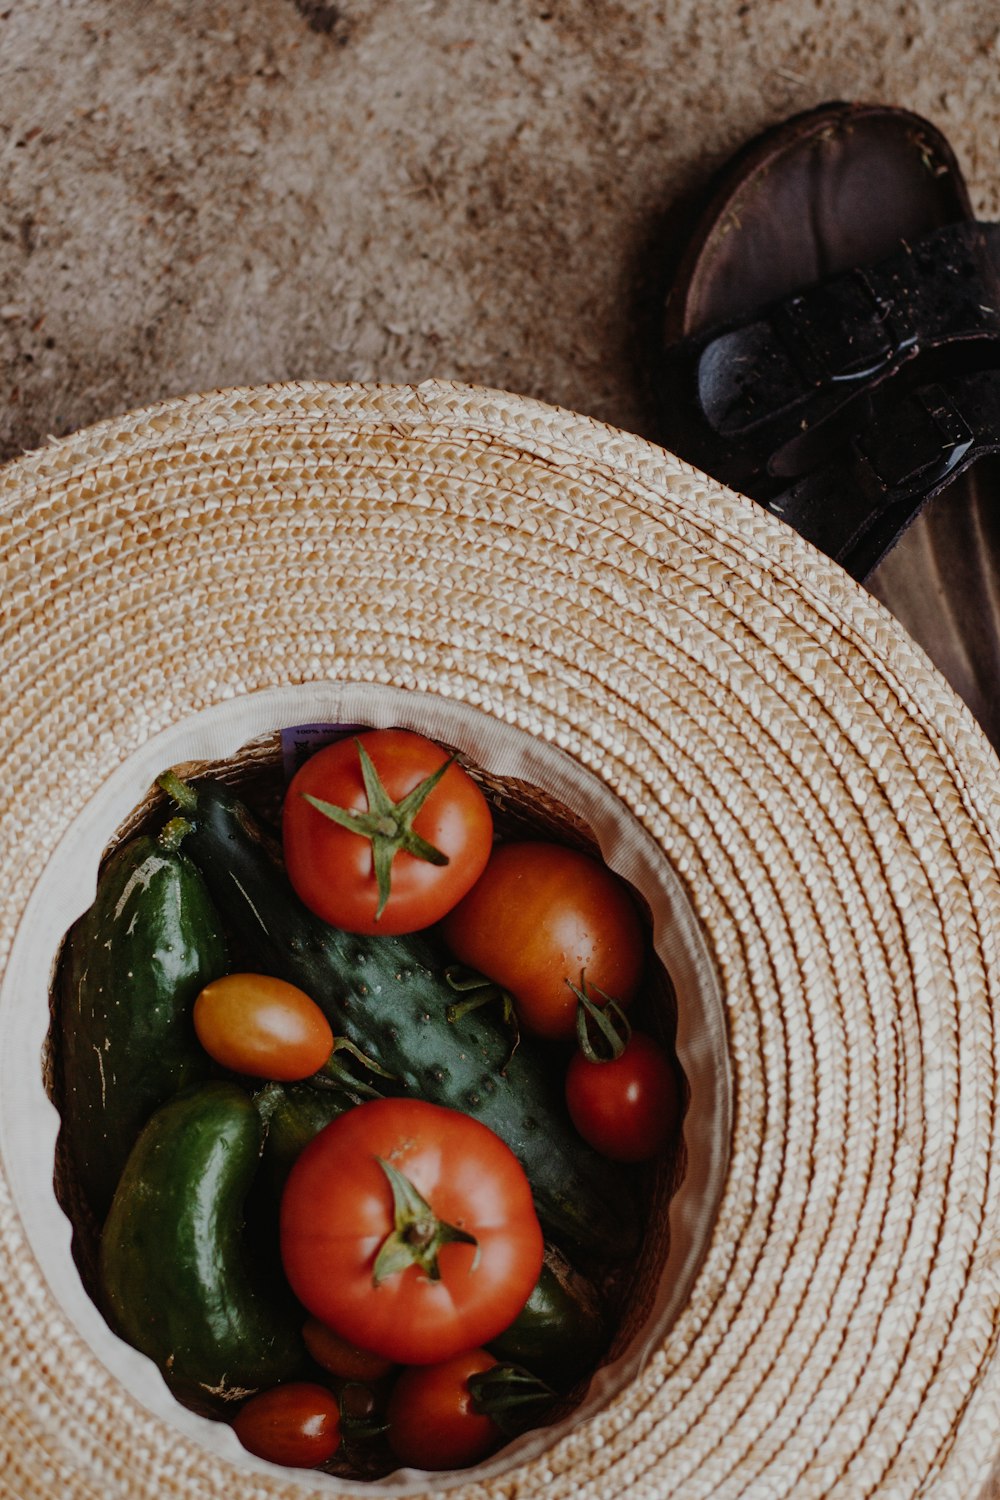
(2, 379), (1000, 1499)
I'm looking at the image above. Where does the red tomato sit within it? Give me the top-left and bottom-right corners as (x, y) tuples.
(232, 1382), (341, 1468)
(565, 1030), (680, 1162)
(386, 1350), (502, 1471)
(280, 1098), (543, 1365)
(441, 841), (645, 1039)
(193, 974), (333, 1081)
(282, 729), (493, 935)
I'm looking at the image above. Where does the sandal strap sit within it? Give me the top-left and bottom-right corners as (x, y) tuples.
(661, 221), (1000, 493)
(765, 369), (1000, 580)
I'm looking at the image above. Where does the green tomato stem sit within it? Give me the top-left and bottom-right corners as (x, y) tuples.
(443, 967), (522, 1068)
(568, 977), (630, 1063)
(371, 1157), (479, 1285)
(302, 739), (455, 920)
(467, 1363), (556, 1436)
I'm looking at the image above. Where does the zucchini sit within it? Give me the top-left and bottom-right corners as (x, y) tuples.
(58, 818), (227, 1218)
(159, 771), (641, 1260)
(100, 1080), (304, 1405)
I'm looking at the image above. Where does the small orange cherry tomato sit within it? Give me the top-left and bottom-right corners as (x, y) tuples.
(194, 973), (333, 1080)
(232, 1381), (341, 1468)
(301, 1317), (395, 1382)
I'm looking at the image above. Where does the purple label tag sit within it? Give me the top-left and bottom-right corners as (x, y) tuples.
(280, 723), (368, 781)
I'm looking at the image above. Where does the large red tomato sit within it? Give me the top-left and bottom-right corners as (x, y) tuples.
(440, 841), (645, 1039)
(279, 1098), (543, 1365)
(282, 729), (493, 935)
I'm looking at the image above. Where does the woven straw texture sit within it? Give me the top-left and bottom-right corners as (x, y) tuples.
(2, 379), (1000, 1500)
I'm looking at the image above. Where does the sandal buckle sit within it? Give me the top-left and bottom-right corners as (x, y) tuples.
(854, 384), (974, 496)
(777, 273), (900, 385)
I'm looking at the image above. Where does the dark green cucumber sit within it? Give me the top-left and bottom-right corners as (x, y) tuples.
(159, 771), (640, 1260)
(100, 1081), (304, 1404)
(58, 819), (228, 1217)
(252, 1080), (356, 1222)
(488, 1243), (606, 1388)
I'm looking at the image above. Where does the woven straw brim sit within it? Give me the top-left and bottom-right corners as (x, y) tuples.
(2, 380), (1000, 1500)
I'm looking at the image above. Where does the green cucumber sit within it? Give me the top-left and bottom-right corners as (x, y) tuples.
(100, 1080), (304, 1405)
(58, 819), (228, 1218)
(488, 1243), (607, 1388)
(158, 771), (640, 1260)
(250, 1080), (356, 1239)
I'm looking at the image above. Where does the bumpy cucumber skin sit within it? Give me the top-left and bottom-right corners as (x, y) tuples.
(59, 828), (228, 1218)
(165, 775), (640, 1260)
(100, 1081), (304, 1403)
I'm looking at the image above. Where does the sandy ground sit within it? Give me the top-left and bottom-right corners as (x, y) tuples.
(2, 0), (998, 465)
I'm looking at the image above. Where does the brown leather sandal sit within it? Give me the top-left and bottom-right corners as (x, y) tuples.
(658, 101), (1000, 749)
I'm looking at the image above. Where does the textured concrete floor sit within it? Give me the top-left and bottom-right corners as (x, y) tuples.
(1, 0), (999, 464)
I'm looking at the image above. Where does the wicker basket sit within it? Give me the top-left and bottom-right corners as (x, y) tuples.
(46, 703), (704, 1483)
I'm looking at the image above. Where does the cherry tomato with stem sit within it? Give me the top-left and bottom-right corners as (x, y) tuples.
(386, 1350), (554, 1471)
(282, 729), (493, 935)
(232, 1382), (341, 1468)
(565, 989), (680, 1162)
(441, 841), (644, 1039)
(280, 1097), (544, 1365)
(387, 1350), (501, 1471)
(193, 973), (334, 1081)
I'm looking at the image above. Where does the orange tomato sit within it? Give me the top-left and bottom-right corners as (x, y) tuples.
(441, 842), (644, 1039)
(194, 973), (333, 1080)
